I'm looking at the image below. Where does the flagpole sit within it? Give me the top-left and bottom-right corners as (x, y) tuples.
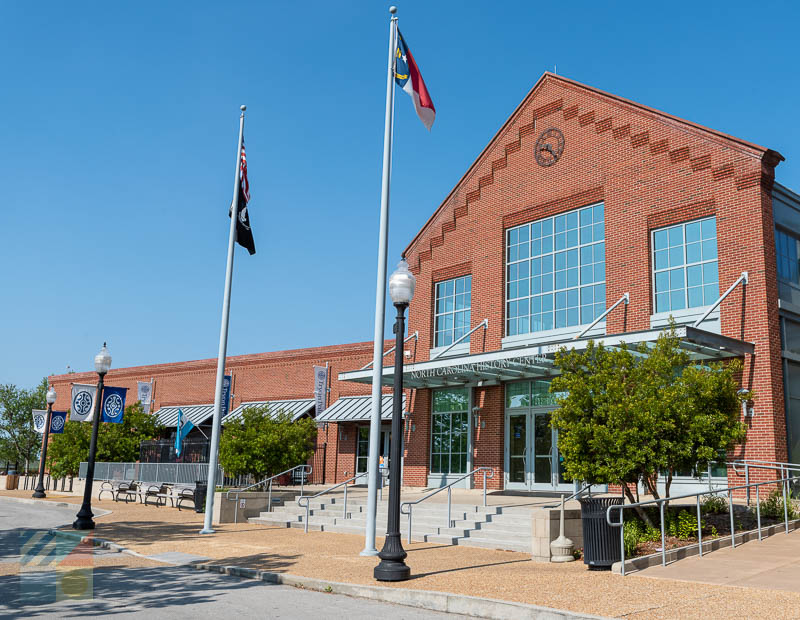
(362, 6), (398, 557)
(200, 104), (246, 534)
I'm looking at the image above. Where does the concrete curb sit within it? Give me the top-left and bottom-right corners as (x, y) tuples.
(46, 529), (606, 619)
(1, 494), (111, 517)
(195, 562), (608, 620)
(612, 518), (800, 574)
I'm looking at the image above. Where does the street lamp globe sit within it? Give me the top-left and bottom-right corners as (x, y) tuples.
(46, 385), (57, 405)
(389, 259), (416, 305)
(94, 343), (112, 374)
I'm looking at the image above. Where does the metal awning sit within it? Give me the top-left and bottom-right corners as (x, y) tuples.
(338, 325), (754, 389)
(154, 404), (215, 428)
(226, 398), (315, 423)
(316, 394), (407, 422)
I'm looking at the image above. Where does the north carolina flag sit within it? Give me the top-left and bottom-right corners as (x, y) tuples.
(395, 30), (435, 130)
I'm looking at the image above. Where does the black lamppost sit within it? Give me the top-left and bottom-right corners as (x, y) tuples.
(375, 258), (415, 582)
(73, 343), (111, 530)
(32, 385), (57, 499)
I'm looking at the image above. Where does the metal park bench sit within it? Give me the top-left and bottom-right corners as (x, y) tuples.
(143, 483), (172, 507)
(98, 479), (135, 502)
(172, 484), (197, 510)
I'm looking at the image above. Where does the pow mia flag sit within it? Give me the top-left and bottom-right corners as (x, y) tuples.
(230, 136), (255, 255)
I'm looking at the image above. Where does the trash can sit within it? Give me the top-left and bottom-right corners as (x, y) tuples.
(5, 473), (19, 490)
(579, 496), (623, 569)
(194, 481), (207, 514)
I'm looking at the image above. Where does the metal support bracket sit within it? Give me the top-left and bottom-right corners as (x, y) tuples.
(574, 293), (629, 340)
(361, 331), (418, 370)
(431, 319), (488, 360)
(693, 272), (748, 329)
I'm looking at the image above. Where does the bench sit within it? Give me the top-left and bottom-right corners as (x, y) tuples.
(172, 485), (197, 510)
(143, 483), (171, 507)
(115, 480), (142, 503)
(98, 479), (134, 502)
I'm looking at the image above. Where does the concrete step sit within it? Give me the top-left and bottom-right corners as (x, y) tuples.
(424, 534), (530, 553)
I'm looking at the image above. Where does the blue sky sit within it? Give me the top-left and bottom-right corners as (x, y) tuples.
(2, 1), (799, 388)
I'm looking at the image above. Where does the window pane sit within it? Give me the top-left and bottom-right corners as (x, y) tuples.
(701, 218), (716, 240)
(670, 290), (686, 310)
(655, 271), (669, 292)
(669, 246), (684, 267)
(685, 221), (701, 243)
(655, 250), (668, 270)
(686, 242), (701, 263)
(688, 286), (703, 307)
(703, 261), (718, 284)
(668, 226), (683, 247)
(654, 229), (669, 251)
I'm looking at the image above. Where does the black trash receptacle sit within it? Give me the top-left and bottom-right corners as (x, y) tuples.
(579, 496), (623, 569)
(194, 481), (208, 514)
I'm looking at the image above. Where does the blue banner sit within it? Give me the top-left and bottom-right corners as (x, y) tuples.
(221, 375), (232, 418)
(49, 411), (67, 434)
(101, 386), (128, 424)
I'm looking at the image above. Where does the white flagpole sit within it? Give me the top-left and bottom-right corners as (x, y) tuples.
(362, 6), (398, 556)
(200, 104), (246, 534)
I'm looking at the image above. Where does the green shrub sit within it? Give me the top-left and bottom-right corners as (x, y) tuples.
(701, 494), (728, 514)
(666, 509), (702, 539)
(623, 519), (644, 556)
(759, 488), (798, 520)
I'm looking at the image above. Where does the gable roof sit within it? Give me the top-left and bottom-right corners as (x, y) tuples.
(405, 72), (784, 261)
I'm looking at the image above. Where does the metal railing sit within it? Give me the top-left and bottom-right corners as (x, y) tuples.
(79, 461), (226, 486)
(730, 459), (800, 506)
(400, 467), (494, 544)
(297, 471), (370, 533)
(226, 464), (311, 523)
(606, 469), (800, 576)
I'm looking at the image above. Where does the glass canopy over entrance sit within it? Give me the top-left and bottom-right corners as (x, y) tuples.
(337, 325), (754, 389)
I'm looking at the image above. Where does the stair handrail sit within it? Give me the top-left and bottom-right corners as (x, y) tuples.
(297, 471), (369, 533)
(226, 463), (311, 524)
(400, 466), (494, 544)
(606, 470), (800, 576)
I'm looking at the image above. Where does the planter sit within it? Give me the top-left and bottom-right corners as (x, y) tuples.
(579, 496), (623, 569)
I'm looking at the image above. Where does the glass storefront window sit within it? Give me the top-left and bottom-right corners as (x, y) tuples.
(652, 217), (719, 313)
(506, 203), (605, 336)
(506, 380), (560, 408)
(431, 388), (469, 474)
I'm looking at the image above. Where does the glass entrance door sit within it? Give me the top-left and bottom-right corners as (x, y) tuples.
(504, 409), (569, 491)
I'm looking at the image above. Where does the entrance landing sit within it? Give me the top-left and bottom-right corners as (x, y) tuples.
(634, 528), (800, 593)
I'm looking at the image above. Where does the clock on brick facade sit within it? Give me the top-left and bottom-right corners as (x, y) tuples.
(534, 128), (565, 167)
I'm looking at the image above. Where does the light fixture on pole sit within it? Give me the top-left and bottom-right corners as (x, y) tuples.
(375, 258), (415, 582)
(32, 385), (57, 499)
(73, 343), (111, 530)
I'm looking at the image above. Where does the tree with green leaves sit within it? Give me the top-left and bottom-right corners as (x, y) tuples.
(219, 407), (317, 481)
(550, 327), (748, 506)
(0, 379), (47, 472)
(46, 401), (164, 479)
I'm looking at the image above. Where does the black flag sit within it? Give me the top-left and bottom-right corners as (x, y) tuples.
(232, 137), (256, 255)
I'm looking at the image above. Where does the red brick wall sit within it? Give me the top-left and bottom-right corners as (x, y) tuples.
(47, 340), (393, 484)
(400, 73), (786, 493)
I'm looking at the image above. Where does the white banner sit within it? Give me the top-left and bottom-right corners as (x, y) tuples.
(32, 409), (47, 434)
(71, 383), (97, 423)
(137, 381), (153, 411)
(313, 365), (328, 416)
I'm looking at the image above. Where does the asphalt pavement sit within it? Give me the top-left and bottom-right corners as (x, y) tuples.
(0, 498), (467, 619)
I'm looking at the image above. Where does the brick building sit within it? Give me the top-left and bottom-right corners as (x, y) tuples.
(49, 73), (800, 494)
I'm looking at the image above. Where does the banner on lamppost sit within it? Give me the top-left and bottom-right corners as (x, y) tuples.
(220, 375), (232, 418)
(50, 411), (67, 434)
(101, 386), (128, 424)
(137, 381), (153, 412)
(313, 365), (328, 416)
(70, 384), (97, 423)
(32, 410), (47, 434)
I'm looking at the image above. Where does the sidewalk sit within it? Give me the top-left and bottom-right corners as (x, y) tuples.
(4, 489), (800, 619)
